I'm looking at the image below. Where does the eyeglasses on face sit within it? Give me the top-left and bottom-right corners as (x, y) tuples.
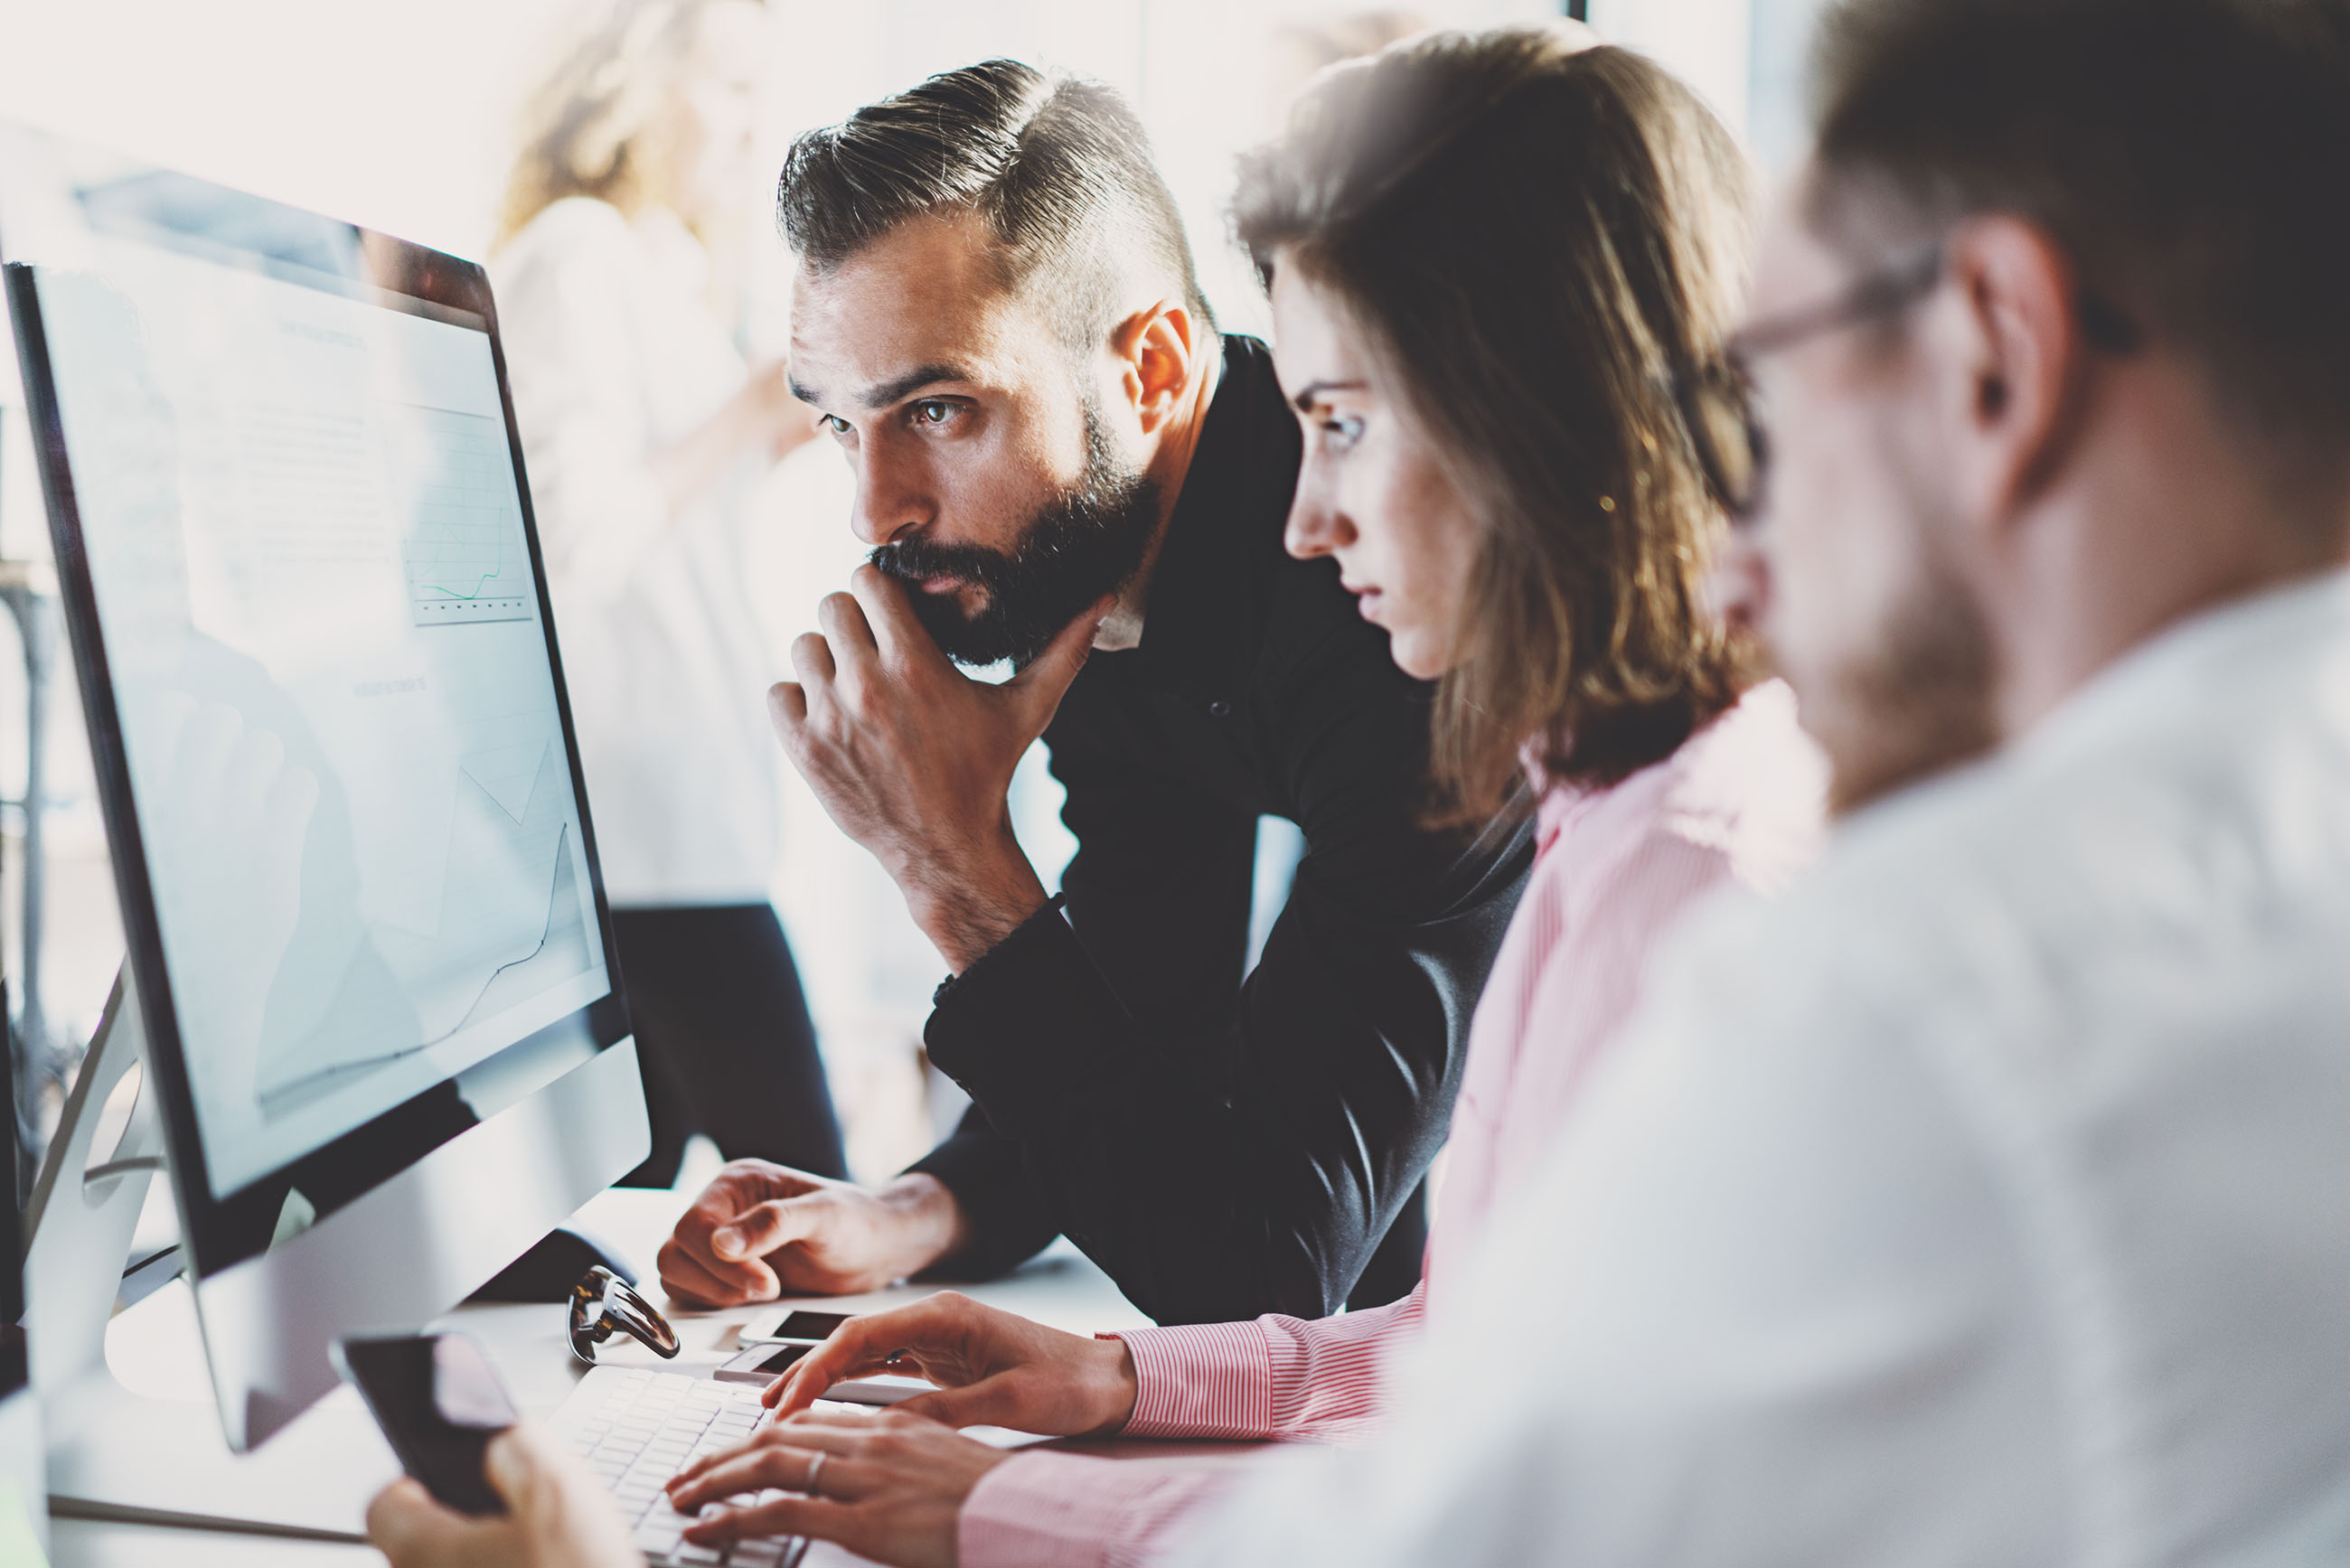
(1672, 243), (2141, 521)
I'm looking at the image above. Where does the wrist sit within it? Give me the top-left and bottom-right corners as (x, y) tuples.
(875, 1174), (970, 1278)
(900, 835), (1049, 973)
(1090, 1336), (1140, 1435)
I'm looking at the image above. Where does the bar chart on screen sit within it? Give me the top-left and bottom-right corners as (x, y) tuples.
(399, 404), (534, 626)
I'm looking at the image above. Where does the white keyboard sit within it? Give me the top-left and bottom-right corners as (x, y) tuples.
(555, 1366), (808, 1567)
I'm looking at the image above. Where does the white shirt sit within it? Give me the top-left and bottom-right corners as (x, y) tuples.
(492, 197), (781, 906)
(1164, 569), (2350, 1566)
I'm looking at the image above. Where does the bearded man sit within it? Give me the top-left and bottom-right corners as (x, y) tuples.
(653, 60), (1533, 1326)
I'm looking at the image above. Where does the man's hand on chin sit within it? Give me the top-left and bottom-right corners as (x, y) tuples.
(770, 563), (1109, 972)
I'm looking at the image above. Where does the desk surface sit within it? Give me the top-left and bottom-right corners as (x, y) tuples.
(52, 1185), (1159, 1567)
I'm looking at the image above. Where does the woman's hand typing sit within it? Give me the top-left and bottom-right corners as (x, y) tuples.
(767, 1291), (1139, 1438)
(666, 1408), (1009, 1568)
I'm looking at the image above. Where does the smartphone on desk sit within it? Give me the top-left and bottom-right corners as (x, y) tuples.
(738, 1308), (856, 1347)
(715, 1339), (816, 1387)
(724, 1309), (926, 1403)
(716, 1337), (928, 1404)
(334, 1331), (518, 1516)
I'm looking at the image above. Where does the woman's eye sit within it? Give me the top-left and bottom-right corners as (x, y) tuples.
(821, 414), (852, 436)
(1317, 415), (1366, 452)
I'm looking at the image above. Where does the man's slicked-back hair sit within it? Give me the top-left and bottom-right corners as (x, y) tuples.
(1810, 0), (2350, 484)
(778, 59), (1214, 353)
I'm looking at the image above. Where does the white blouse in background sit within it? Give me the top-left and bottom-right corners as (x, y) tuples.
(492, 197), (781, 907)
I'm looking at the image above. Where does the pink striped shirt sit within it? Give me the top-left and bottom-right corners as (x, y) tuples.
(962, 681), (1826, 1568)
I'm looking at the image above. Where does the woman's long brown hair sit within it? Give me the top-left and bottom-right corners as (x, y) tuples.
(1234, 27), (1756, 823)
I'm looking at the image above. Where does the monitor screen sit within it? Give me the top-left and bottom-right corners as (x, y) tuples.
(3, 137), (630, 1272)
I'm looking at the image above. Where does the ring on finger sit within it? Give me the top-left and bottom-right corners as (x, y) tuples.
(803, 1451), (827, 1497)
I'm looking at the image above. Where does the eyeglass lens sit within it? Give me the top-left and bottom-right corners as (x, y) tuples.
(1685, 360), (1766, 519)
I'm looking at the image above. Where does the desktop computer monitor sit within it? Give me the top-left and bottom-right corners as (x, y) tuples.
(0, 127), (650, 1455)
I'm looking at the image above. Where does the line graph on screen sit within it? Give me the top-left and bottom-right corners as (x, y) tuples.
(398, 405), (533, 625)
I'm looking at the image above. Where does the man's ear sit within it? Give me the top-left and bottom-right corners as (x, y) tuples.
(1941, 214), (2094, 529)
(1110, 298), (1204, 435)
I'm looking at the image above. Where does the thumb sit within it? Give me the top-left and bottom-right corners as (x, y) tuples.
(366, 1478), (465, 1565)
(711, 1195), (822, 1261)
(484, 1426), (556, 1522)
(1007, 596), (1113, 729)
(486, 1424), (640, 1568)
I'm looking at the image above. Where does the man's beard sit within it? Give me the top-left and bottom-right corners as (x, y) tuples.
(1812, 517), (1998, 815)
(872, 408), (1161, 670)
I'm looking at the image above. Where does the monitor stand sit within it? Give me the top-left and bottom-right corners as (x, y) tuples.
(23, 971), (398, 1542)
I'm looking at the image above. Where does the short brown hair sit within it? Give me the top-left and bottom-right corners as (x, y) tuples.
(777, 60), (1213, 353)
(1234, 28), (1755, 822)
(1810, 0), (2350, 483)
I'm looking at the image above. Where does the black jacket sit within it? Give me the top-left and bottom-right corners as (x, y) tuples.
(907, 336), (1533, 1325)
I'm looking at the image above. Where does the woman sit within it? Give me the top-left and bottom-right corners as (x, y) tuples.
(661, 25), (1824, 1565)
(368, 23), (1822, 1568)
(494, 0), (846, 1186)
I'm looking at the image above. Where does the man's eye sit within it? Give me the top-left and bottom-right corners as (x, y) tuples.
(821, 414), (852, 436)
(912, 400), (957, 427)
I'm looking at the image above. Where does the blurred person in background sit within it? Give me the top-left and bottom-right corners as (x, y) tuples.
(494, 0), (846, 1186)
(1266, 8), (1427, 99)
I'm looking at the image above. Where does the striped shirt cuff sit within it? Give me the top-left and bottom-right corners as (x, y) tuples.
(1112, 1320), (1297, 1441)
